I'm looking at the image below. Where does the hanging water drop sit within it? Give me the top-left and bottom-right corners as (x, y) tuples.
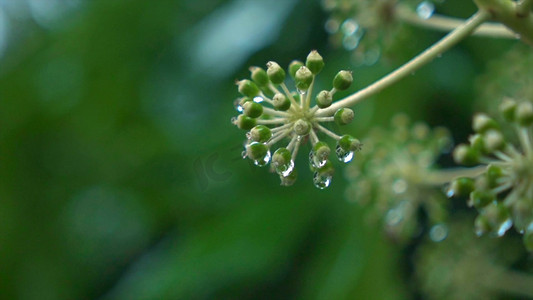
(274, 160), (295, 177)
(495, 217), (512, 237)
(233, 99), (244, 112)
(309, 151), (327, 168)
(253, 150), (271, 167)
(335, 144), (354, 163)
(313, 171), (332, 189)
(416, 1), (435, 20)
(253, 96), (264, 103)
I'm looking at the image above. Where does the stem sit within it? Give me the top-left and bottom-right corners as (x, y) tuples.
(315, 124), (341, 140)
(262, 107), (290, 117)
(396, 4), (516, 39)
(423, 166), (486, 185)
(316, 10), (490, 117)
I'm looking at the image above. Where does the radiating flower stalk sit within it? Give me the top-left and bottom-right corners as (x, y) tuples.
(231, 50), (362, 189)
(449, 98), (533, 251)
(345, 114), (453, 242)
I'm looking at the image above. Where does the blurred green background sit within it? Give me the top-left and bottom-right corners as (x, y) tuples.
(0, 0), (523, 299)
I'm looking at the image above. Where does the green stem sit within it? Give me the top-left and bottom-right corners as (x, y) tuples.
(396, 4), (516, 39)
(474, 0), (533, 45)
(315, 10), (491, 117)
(422, 166), (486, 186)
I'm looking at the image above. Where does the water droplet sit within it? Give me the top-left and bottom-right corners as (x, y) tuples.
(231, 116), (237, 124)
(313, 172), (332, 189)
(253, 96), (264, 103)
(297, 88), (306, 95)
(233, 99), (243, 112)
(274, 160), (295, 177)
(324, 18), (340, 34)
(245, 132), (252, 140)
(341, 18), (359, 36)
(445, 186), (455, 198)
(392, 179), (408, 194)
(309, 151), (327, 168)
(429, 223), (448, 242)
(496, 218), (512, 237)
(335, 144), (354, 163)
(241, 150), (247, 159)
(253, 150), (271, 167)
(416, 1), (435, 20)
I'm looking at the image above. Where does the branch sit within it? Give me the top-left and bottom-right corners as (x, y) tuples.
(315, 10), (491, 117)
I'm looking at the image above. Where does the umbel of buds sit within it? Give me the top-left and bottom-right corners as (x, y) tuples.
(232, 50), (360, 188)
(449, 98), (533, 251)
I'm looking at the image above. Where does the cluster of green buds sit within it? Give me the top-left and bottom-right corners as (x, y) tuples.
(450, 98), (533, 251)
(415, 218), (525, 300)
(232, 50), (361, 189)
(345, 114), (452, 242)
(321, 0), (440, 64)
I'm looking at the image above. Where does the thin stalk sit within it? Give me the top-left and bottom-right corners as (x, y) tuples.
(423, 165), (487, 185)
(316, 10), (490, 117)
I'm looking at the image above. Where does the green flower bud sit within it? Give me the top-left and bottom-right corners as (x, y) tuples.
(317, 160), (334, 175)
(273, 147), (292, 167)
(316, 90), (332, 108)
(246, 142), (269, 160)
(469, 134), (487, 154)
(249, 125), (272, 142)
(266, 61), (286, 84)
(338, 135), (361, 151)
(234, 115), (256, 130)
(306, 50), (325, 75)
(469, 190), (495, 210)
(288, 60), (304, 79)
(472, 113), (499, 133)
(295, 66), (313, 91)
(524, 224), (533, 252)
(243, 101), (263, 118)
(334, 108), (355, 125)
(515, 102), (533, 127)
(486, 164), (503, 188)
(272, 93), (291, 111)
(280, 168), (298, 186)
(237, 79), (260, 97)
(448, 177), (475, 197)
(474, 214), (492, 236)
(512, 200), (533, 233)
(499, 98), (517, 122)
(333, 70), (353, 90)
(250, 66), (269, 86)
(484, 129), (505, 151)
(481, 202), (511, 237)
(313, 141), (331, 161)
(453, 144), (479, 166)
(294, 119), (311, 136)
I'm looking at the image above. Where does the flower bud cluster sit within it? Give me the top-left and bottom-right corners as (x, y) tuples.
(345, 114), (452, 242)
(232, 50), (361, 188)
(450, 98), (533, 251)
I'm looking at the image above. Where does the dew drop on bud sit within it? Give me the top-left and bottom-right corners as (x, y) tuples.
(335, 144), (354, 163)
(313, 171), (332, 189)
(275, 160), (294, 177)
(309, 151), (327, 168)
(253, 150), (271, 167)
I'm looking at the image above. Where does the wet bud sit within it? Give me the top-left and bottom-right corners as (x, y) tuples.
(295, 66), (313, 91)
(272, 93), (291, 111)
(334, 108), (354, 125)
(448, 177), (475, 197)
(472, 113), (499, 133)
(272, 147), (292, 167)
(314, 141), (331, 161)
(313, 160), (334, 189)
(499, 98), (517, 122)
(524, 223), (533, 252)
(235, 115), (256, 130)
(338, 135), (361, 151)
(453, 144), (479, 166)
(237, 79), (260, 97)
(306, 50), (325, 75)
(294, 119), (311, 136)
(486, 164), (503, 188)
(250, 125), (272, 142)
(484, 129), (505, 151)
(246, 142), (269, 160)
(266, 61), (286, 84)
(515, 102), (533, 127)
(333, 70), (353, 90)
(243, 101), (263, 118)
(480, 202), (512, 237)
(250, 66), (269, 86)
(469, 190), (495, 210)
(280, 168), (298, 186)
(288, 60), (304, 79)
(474, 214), (492, 236)
(316, 90), (333, 108)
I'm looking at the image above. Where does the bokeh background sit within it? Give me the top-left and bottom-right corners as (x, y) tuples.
(0, 0), (527, 299)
